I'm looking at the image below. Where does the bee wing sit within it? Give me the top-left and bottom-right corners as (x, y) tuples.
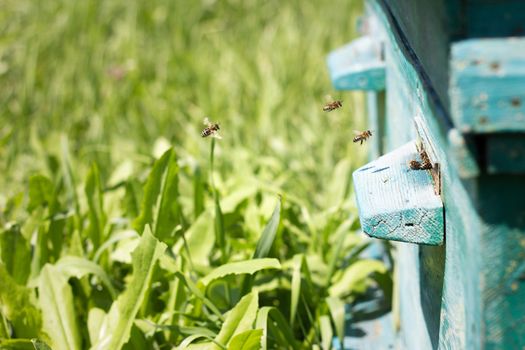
(203, 117), (211, 126)
(353, 130), (362, 135)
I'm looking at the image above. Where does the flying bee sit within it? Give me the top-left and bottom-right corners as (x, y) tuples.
(323, 100), (343, 112)
(201, 117), (222, 139)
(353, 130), (373, 145)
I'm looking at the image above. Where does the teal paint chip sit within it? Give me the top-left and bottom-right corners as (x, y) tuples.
(353, 141), (444, 245)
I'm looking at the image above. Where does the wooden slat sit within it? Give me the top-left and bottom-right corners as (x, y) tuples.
(326, 35), (385, 91)
(450, 38), (525, 132)
(353, 141), (444, 245)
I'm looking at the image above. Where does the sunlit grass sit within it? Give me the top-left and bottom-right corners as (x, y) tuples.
(0, 1), (392, 349)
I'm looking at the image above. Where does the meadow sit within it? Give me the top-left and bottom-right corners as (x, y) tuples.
(0, 0), (391, 349)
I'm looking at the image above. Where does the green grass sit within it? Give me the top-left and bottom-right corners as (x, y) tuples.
(0, 0), (392, 349)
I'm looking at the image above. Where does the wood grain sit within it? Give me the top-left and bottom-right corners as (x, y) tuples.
(353, 141), (444, 245)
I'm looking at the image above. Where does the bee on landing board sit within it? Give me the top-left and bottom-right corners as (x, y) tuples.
(353, 130), (373, 145)
(201, 118), (222, 139)
(323, 100), (343, 112)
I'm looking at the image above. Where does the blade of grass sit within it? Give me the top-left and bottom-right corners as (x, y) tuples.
(55, 256), (117, 299)
(255, 307), (298, 350)
(240, 198), (281, 296)
(134, 148), (183, 244)
(174, 272), (224, 322)
(253, 197), (281, 259)
(326, 297), (345, 348)
(193, 164), (204, 219)
(31, 339), (53, 350)
(38, 264), (81, 350)
(319, 315), (332, 350)
(227, 329), (263, 350)
(214, 292), (258, 349)
(90, 226), (167, 350)
(84, 163), (106, 249)
(201, 258), (281, 286)
(60, 135), (80, 230)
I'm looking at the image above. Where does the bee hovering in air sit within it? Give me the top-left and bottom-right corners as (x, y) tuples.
(201, 117), (222, 139)
(353, 130), (373, 145)
(323, 99), (343, 112)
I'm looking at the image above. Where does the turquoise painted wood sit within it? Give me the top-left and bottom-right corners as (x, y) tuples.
(327, 0), (525, 349)
(450, 38), (525, 133)
(446, 128), (480, 178)
(326, 35), (385, 91)
(353, 141), (444, 245)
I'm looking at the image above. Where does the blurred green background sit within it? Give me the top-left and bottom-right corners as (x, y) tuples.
(0, 1), (392, 349)
(0, 0), (365, 208)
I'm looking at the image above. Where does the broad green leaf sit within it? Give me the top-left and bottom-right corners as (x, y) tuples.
(319, 315), (332, 350)
(329, 259), (387, 298)
(90, 226), (167, 350)
(255, 307), (298, 350)
(31, 339), (53, 350)
(27, 175), (53, 212)
(87, 308), (106, 346)
(84, 163), (106, 248)
(55, 256), (117, 299)
(253, 198), (281, 259)
(38, 264), (81, 350)
(214, 291), (258, 349)
(0, 225), (31, 285)
(201, 258), (280, 286)
(326, 297), (345, 347)
(227, 329), (263, 350)
(0, 265), (42, 338)
(134, 149), (183, 244)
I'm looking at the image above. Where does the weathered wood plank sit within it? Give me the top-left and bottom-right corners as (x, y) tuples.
(447, 128), (480, 178)
(450, 38), (525, 132)
(353, 141), (444, 245)
(382, 0), (452, 110)
(326, 35), (385, 91)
